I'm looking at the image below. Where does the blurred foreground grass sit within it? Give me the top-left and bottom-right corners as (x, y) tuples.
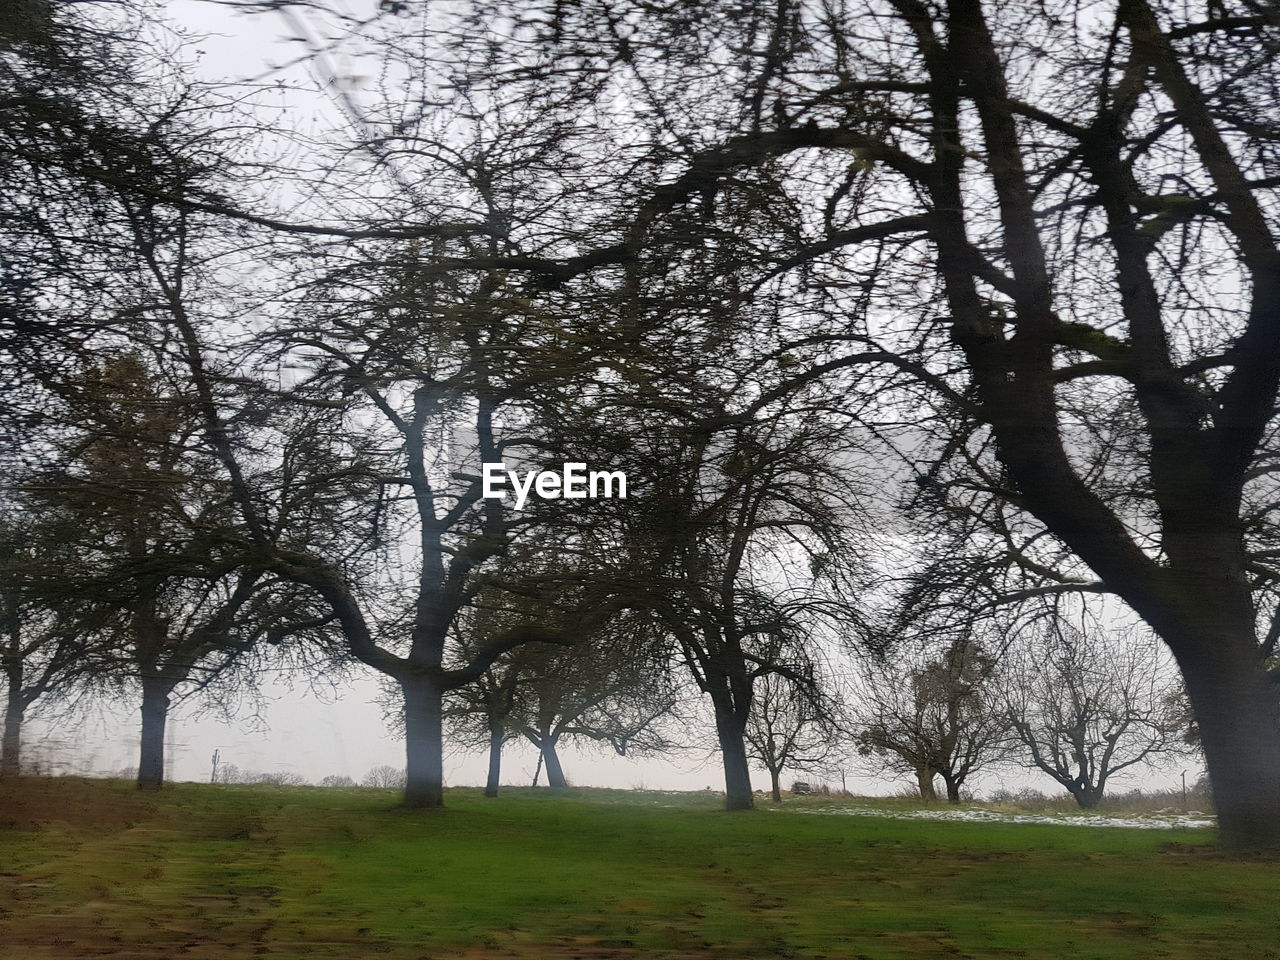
(0, 777), (1275, 959)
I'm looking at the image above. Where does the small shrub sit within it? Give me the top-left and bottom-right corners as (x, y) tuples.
(362, 765), (407, 789)
(247, 771), (309, 787)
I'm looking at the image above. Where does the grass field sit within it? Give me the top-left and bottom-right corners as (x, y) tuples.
(1, 778), (1276, 959)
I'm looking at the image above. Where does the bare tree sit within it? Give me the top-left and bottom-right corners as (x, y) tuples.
(630, 405), (863, 811)
(745, 670), (837, 804)
(2, 1), (350, 791)
(362, 765), (407, 789)
(1005, 624), (1187, 809)
(490, 0), (1280, 848)
(509, 608), (678, 790)
(258, 247), (601, 808)
(446, 654), (525, 798)
(855, 637), (1008, 804)
(445, 591), (546, 798)
(246, 771), (309, 787)
(21, 354), (337, 790)
(43, 0), (1280, 849)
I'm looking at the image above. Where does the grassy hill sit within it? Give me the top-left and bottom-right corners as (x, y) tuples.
(1, 778), (1275, 959)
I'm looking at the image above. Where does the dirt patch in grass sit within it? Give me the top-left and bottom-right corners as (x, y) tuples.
(446, 937), (751, 960)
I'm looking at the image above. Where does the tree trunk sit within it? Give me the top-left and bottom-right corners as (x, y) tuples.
(541, 736), (568, 788)
(137, 676), (174, 791)
(769, 767), (782, 803)
(484, 723), (503, 798)
(2, 603), (22, 778)
(401, 673), (445, 808)
(914, 765), (938, 802)
(2, 681), (23, 779)
(713, 700), (754, 811)
(931, 773), (962, 808)
(1171, 629), (1280, 849)
(1120, 540), (1280, 848)
(941, 773), (961, 805)
(1070, 785), (1103, 810)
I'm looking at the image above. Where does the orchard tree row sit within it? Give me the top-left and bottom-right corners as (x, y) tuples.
(3, 0), (1279, 848)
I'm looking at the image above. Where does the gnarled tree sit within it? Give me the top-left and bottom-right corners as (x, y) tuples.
(1005, 623), (1186, 809)
(855, 636), (1008, 803)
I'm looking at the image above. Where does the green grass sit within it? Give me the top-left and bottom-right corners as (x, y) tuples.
(1, 778), (1276, 959)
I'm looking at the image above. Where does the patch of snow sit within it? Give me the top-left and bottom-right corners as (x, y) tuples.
(769, 805), (1215, 830)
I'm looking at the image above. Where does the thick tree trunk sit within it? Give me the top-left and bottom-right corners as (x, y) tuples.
(1127, 533), (1280, 848)
(914, 765), (938, 802)
(713, 701), (754, 811)
(2, 685), (23, 779)
(1070, 786), (1103, 810)
(402, 674), (445, 808)
(2, 604), (21, 778)
(137, 677), (174, 791)
(941, 774), (962, 805)
(986, 449), (1280, 847)
(484, 724), (503, 798)
(541, 736), (568, 788)
(769, 767), (782, 803)
(1171, 627), (1280, 849)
